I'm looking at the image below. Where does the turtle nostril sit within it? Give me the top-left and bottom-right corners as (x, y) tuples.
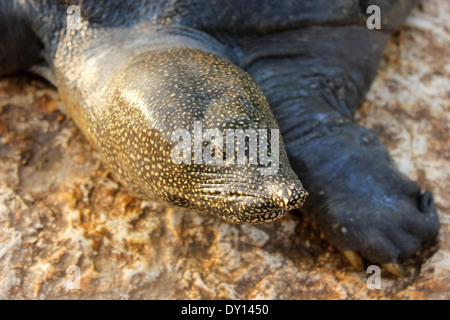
(418, 190), (436, 214)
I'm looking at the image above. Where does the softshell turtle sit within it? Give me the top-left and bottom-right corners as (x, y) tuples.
(0, 0), (439, 272)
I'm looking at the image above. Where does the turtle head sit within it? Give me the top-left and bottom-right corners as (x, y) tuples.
(97, 46), (307, 223)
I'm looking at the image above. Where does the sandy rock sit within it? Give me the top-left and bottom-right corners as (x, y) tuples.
(0, 0), (448, 299)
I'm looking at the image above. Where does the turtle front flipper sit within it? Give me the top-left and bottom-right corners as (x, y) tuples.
(241, 23), (439, 266)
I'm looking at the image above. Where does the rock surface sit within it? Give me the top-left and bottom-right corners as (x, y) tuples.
(0, 0), (449, 300)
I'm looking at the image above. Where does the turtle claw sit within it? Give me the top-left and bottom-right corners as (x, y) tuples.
(343, 251), (403, 276)
(343, 250), (364, 271)
(382, 263), (403, 277)
(343, 251), (404, 276)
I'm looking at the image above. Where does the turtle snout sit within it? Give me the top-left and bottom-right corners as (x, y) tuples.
(268, 181), (308, 211)
(212, 175), (308, 224)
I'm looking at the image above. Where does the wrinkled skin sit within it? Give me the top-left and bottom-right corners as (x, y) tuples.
(0, 0), (439, 266)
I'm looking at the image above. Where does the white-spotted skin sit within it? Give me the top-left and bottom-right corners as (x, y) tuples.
(58, 45), (307, 223)
(48, 15), (309, 224)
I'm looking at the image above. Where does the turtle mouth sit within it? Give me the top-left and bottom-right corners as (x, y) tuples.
(215, 207), (289, 224)
(192, 186), (307, 224)
(182, 166), (308, 224)
(190, 180), (308, 224)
